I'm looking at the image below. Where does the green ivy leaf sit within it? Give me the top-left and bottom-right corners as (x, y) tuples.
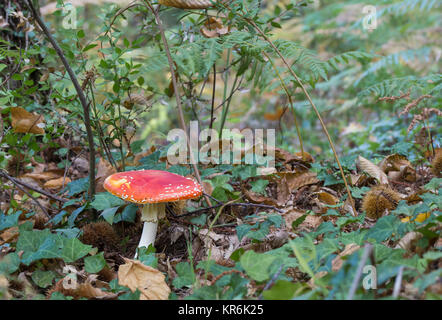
(167, 165), (191, 176)
(250, 179), (269, 195)
(100, 207), (119, 224)
(31, 270), (56, 288)
(91, 193), (125, 211)
(262, 280), (298, 299)
(49, 292), (73, 300)
(190, 213), (207, 226)
(0, 252), (20, 275)
(61, 238), (92, 263)
(66, 177), (89, 197)
(172, 262), (196, 289)
(423, 178), (442, 191)
(118, 204), (138, 223)
(84, 252), (107, 273)
(240, 250), (277, 282)
(17, 230), (64, 265)
(0, 211), (21, 231)
(413, 269), (442, 294)
(67, 205), (86, 227)
(365, 215), (398, 242)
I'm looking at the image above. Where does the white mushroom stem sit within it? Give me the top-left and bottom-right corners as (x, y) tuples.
(135, 202), (166, 258)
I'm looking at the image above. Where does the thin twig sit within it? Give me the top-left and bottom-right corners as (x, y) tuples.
(0, 113), (3, 144)
(26, 0), (96, 198)
(210, 269), (247, 286)
(105, 0), (141, 37)
(0, 171), (50, 218)
(178, 201), (283, 217)
(209, 63), (216, 131)
(263, 51), (304, 157)
(347, 243), (373, 300)
(259, 264), (284, 300)
(0, 170), (68, 203)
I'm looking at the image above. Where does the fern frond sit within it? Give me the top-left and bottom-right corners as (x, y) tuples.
(273, 39), (328, 82)
(326, 51), (377, 71)
(352, 0), (441, 28)
(358, 74), (442, 98)
(354, 47), (433, 86)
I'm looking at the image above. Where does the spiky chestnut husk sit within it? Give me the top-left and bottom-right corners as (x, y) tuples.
(431, 149), (442, 177)
(33, 212), (49, 230)
(168, 200), (186, 216)
(362, 185), (401, 220)
(81, 221), (119, 252)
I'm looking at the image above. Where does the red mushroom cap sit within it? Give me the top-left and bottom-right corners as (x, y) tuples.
(103, 170), (203, 204)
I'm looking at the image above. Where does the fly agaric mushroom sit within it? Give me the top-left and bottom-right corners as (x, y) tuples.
(103, 170), (203, 257)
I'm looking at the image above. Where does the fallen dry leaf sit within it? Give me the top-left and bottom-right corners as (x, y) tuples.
(358, 155), (389, 185)
(10, 107), (45, 134)
(274, 147), (301, 163)
(118, 258), (170, 300)
(95, 157), (117, 193)
(294, 151), (315, 163)
(202, 181), (213, 196)
(401, 212), (431, 223)
(201, 17), (230, 38)
(277, 171), (319, 191)
(242, 177), (278, 206)
(307, 271), (328, 289)
(199, 229), (239, 262)
(283, 210), (323, 231)
(43, 177), (71, 189)
(380, 154), (417, 182)
(48, 274), (117, 300)
(395, 231), (423, 252)
(332, 243), (360, 272)
(263, 107), (285, 121)
(0, 275), (11, 299)
(317, 191), (339, 206)
(23, 169), (64, 183)
(0, 227), (19, 245)
(379, 154), (411, 173)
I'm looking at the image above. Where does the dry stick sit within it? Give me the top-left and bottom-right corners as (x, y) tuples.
(0, 114), (3, 144)
(245, 18), (356, 215)
(0, 171), (50, 218)
(209, 63), (216, 131)
(392, 266), (404, 299)
(258, 264), (284, 300)
(176, 201), (283, 217)
(105, 0), (141, 37)
(26, 0), (96, 198)
(88, 82), (117, 169)
(347, 243), (373, 300)
(141, 0), (211, 208)
(0, 170), (68, 204)
(210, 269), (247, 286)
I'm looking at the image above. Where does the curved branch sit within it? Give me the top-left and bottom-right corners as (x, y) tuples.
(25, 0), (96, 198)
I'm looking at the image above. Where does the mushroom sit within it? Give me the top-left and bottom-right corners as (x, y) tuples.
(103, 170), (203, 257)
